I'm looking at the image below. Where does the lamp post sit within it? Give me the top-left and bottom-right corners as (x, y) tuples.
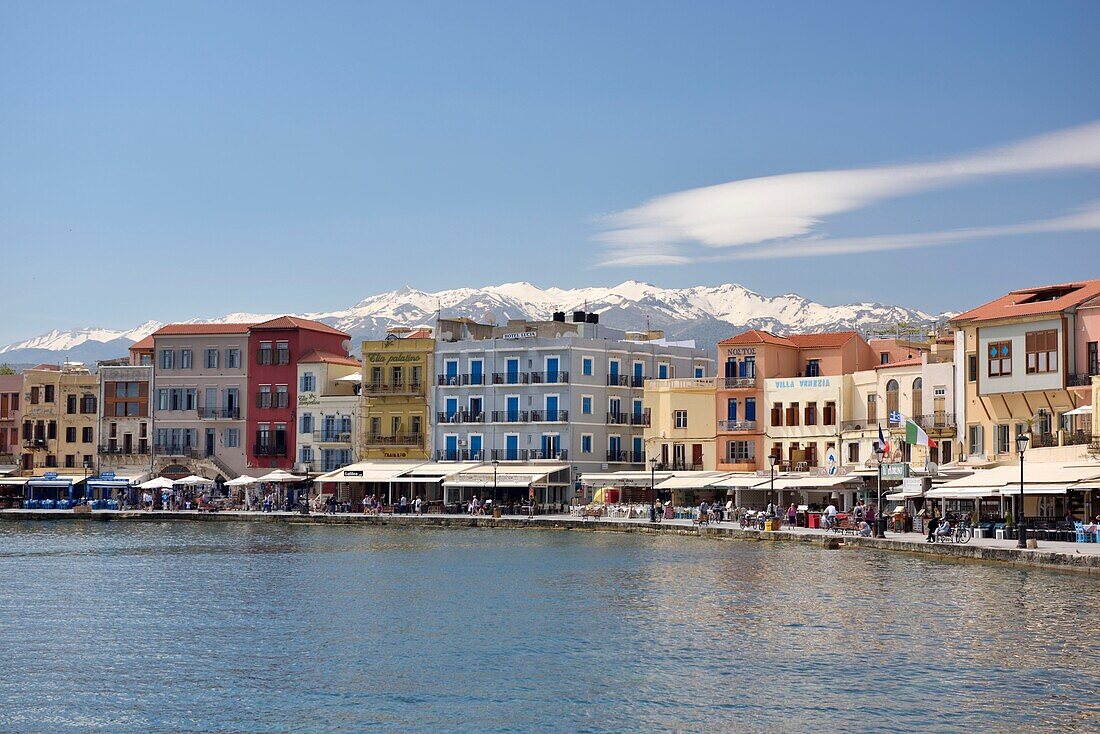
(299, 462), (311, 515)
(873, 443), (886, 538)
(83, 459), (91, 505)
(492, 459), (500, 511)
(1015, 433), (1030, 549)
(649, 457), (658, 522)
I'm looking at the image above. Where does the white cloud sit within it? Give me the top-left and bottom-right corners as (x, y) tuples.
(596, 119), (1100, 265)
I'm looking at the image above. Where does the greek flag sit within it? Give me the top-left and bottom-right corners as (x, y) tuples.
(889, 410), (902, 424)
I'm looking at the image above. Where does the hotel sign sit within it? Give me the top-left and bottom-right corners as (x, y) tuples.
(770, 377), (833, 389)
(726, 347), (756, 356)
(503, 331), (537, 340)
(298, 393), (319, 406)
(367, 353), (424, 364)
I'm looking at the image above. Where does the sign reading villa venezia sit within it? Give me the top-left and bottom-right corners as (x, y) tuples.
(366, 353), (424, 364)
(770, 377), (834, 389)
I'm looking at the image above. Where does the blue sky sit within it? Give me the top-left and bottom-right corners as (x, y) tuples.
(2, 0), (1099, 344)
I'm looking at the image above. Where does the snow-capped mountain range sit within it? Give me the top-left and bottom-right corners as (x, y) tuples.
(0, 281), (940, 365)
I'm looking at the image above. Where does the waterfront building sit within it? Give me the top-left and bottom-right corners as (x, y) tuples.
(151, 324), (252, 479)
(96, 350), (153, 477)
(360, 332), (434, 461)
(295, 350), (361, 474)
(951, 279), (1100, 463)
(245, 317), (352, 472)
(19, 363), (98, 474)
(432, 312), (712, 498)
(0, 374), (22, 469)
(643, 376), (717, 471)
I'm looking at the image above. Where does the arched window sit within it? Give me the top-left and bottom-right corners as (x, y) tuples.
(912, 377), (923, 418)
(886, 379), (900, 425)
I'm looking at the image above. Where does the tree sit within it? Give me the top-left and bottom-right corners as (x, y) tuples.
(0, 364), (15, 375)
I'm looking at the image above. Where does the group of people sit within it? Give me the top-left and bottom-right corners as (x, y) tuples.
(357, 494), (425, 515)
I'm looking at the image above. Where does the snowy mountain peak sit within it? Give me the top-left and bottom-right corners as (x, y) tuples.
(0, 282), (940, 364)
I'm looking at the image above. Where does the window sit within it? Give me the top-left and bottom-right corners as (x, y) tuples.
(1025, 330), (1058, 374)
(391, 366), (403, 387)
(180, 349), (192, 369)
(225, 428), (239, 448)
(581, 434), (593, 453)
(785, 402), (800, 427)
(300, 413), (313, 434)
(727, 440), (755, 462)
(300, 372), (316, 392)
(44, 385), (55, 403)
(1088, 341), (1099, 377)
(988, 341), (1012, 377)
(745, 397), (756, 421)
(880, 352), (890, 365)
(967, 354), (977, 382)
(276, 341), (290, 365)
(805, 359), (820, 377)
(67, 395), (77, 414)
(275, 385), (288, 408)
(226, 348), (241, 369)
(847, 442), (859, 463)
(771, 402), (783, 426)
(657, 363), (669, 379)
(885, 380), (899, 425)
(30, 386), (39, 405)
(157, 389), (169, 411)
(160, 349), (174, 369)
(582, 358), (593, 376)
(205, 349), (219, 369)
(694, 366), (705, 378)
(65, 427), (76, 442)
(81, 395), (96, 414)
(967, 425), (983, 455)
(867, 394), (877, 422)
(804, 402), (817, 426)
(674, 410), (688, 429)
(258, 342), (273, 365)
(300, 446), (314, 464)
(391, 416), (401, 434)
(410, 416), (422, 436)
(823, 401), (836, 426)
(257, 385), (272, 408)
(82, 427), (93, 443)
(581, 396), (593, 415)
(996, 424), (1010, 454)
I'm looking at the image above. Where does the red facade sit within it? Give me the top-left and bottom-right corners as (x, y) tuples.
(246, 317), (350, 470)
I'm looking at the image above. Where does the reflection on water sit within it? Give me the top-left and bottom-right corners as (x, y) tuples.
(0, 521), (1096, 733)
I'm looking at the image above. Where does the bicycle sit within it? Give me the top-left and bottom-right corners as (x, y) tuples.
(952, 519), (973, 544)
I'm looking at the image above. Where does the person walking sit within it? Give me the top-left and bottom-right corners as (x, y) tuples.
(786, 503), (797, 527)
(414, 496), (423, 515)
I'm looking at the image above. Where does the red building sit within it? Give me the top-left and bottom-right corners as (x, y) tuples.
(246, 317), (351, 470)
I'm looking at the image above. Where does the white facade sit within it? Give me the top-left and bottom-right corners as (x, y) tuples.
(295, 361), (359, 474)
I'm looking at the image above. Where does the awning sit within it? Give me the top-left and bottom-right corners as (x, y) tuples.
(925, 487), (997, 499)
(937, 463), (1100, 493)
(580, 471), (676, 488)
(225, 475), (259, 487)
(26, 475), (85, 488)
(315, 461), (428, 483)
(885, 489), (925, 501)
(710, 473), (770, 489)
(655, 472), (734, 490)
(400, 462), (481, 483)
(0, 477), (29, 487)
(257, 470), (306, 483)
(1064, 405), (1093, 416)
(174, 474), (215, 486)
(336, 372), (362, 382)
(444, 463), (569, 488)
(996, 485), (1069, 496)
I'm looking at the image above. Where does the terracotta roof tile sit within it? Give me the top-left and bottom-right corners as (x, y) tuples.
(786, 331), (860, 348)
(297, 349), (360, 367)
(153, 323), (255, 336)
(718, 329), (795, 347)
(952, 278), (1100, 324)
(129, 335), (154, 350)
(873, 356), (923, 370)
(405, 328), (433, 339)
(251, 316), (349, 337)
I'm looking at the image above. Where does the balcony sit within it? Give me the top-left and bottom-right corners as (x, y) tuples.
(490, 410), (529, 423)
(654, 462), (704, 472)
(528, 371), (570, 385)
(97, 445), (150, 455)
(840, 418), (895, 432)
(437, 374), (489, 387)
(154, 444), (203, 458)
(435, 449), (485, 462)
(723, 376), (757, 389)
(606, 450), (644, 463)
(312, 431), (352, 444)
(363, 381), (425, 395)
(1067, 373), (1095, 387)
(606, 412), (629, 425)
(491, 372), (529, 385)
(364, 433), (422, 446)
(718, 419), (757, 432)
(23, 438), (48, 450)
(529, 410), (569, 422)
(607, 375), (631, 387)
(489, 448), (569, 462)
(914, 413), (956, 431)
(437, 411), (486, 424)
(631, 411), (651, 426)
(253, 443), (288, 457)
(199, 406), (240, 420)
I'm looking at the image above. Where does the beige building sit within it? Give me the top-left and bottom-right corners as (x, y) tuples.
(295, 351), (361, 473)
(20, 363), (98, 473)
(643, 377), (717, 470)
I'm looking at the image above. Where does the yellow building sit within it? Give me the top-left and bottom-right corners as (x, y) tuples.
(642, 377), (717, 470)
(20, 363), (99, 474)
(360, 334), (433, 460)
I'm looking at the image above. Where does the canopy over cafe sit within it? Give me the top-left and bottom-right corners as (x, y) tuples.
(921, 462), (1100, 522)
(441, 463), (570, 508)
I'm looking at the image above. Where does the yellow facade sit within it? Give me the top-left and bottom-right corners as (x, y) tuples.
(360, 338), (433, 460)
(20, 364), (99, 474)
(642, 377), (718, 470)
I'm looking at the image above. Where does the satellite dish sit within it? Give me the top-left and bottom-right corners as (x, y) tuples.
(482, 311), (497, 325)
(342, 339), (353, 355)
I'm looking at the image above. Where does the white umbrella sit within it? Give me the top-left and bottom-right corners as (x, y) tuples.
(1064, 405), (1093, 416)
(257, 470), (306, 483)
(139, 477), (174, 490)
(225, 475), (259, 487)
(174, 474), (215, 486)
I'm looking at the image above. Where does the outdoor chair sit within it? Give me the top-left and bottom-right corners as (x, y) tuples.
(1075, 523), (1089, 543)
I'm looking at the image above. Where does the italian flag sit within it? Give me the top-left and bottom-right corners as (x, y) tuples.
(905, 419), (937, 449)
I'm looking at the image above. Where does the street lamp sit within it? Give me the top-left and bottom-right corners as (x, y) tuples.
(1015, 433), (1030, 549)
(82, 459), (92, 505)
(873, 443), (886, 538)
(299, 462), (311, 515)
(649, 457), (658, 522)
